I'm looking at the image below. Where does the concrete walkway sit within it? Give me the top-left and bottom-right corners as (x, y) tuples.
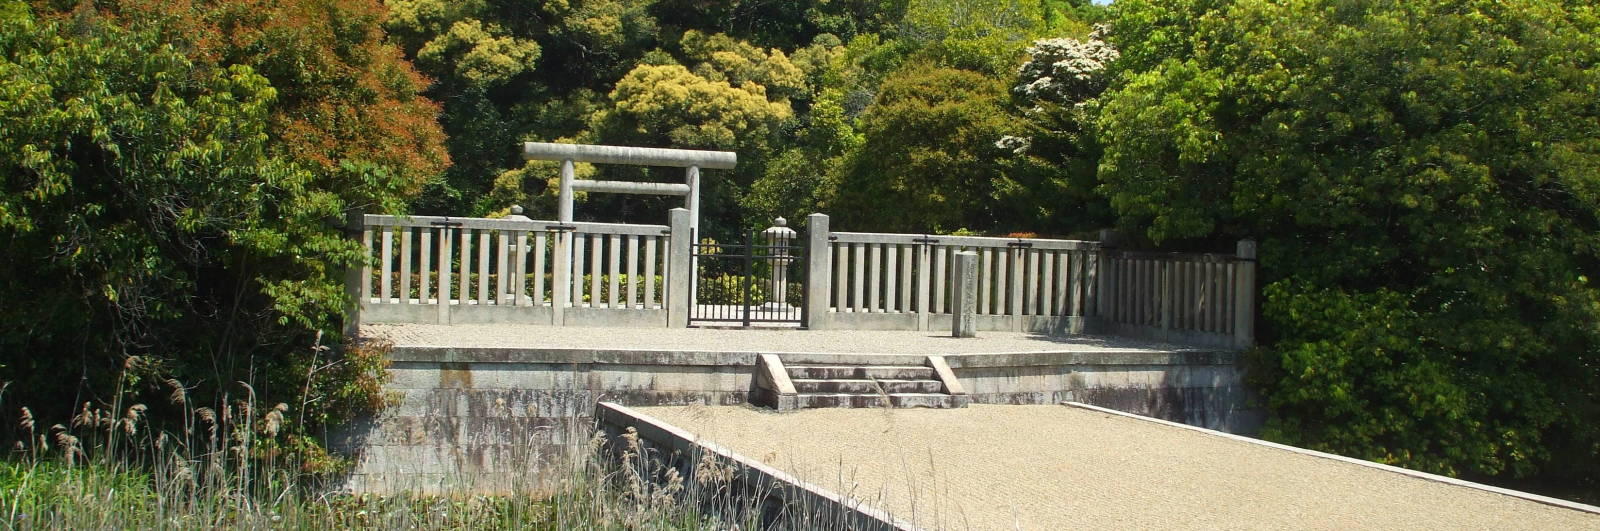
(638, 404), (1600, 530)
(361, 323), (1202, 355)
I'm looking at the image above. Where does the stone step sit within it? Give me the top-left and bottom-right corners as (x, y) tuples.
(794, 393), (961, 409)
(791, 379), (945, 394)
(785, 365), (935, 381)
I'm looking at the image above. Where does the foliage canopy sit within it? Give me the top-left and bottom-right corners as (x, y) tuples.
(1099, 0), (1600, 480)
(0, 0), (442, 460)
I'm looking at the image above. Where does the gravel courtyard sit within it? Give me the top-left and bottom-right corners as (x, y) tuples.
(638, 404), (1600, 530)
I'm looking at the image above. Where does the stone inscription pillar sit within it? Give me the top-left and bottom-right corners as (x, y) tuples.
(952, 251), (978, 338)
(804, 213), (831, 329)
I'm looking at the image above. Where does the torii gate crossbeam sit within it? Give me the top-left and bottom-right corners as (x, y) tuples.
(521, 142), (737, 233)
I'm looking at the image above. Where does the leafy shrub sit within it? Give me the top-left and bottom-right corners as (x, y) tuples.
(573, 274), (667, 305)
(0, 0), (439, 471)
(1102, 0), (1600, 484)
(372, 272), (668, 306)
(696, 274), (769, 306)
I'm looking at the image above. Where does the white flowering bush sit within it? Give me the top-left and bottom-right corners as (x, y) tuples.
(987, 25), (1119, 231)
(994, 135), (1032, 155)
(1014, 25), (1119, 105)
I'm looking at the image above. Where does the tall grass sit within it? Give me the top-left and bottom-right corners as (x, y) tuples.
(0, 361), (785, 529)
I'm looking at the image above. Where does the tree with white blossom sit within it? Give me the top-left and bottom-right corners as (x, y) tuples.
(993, 25), (1119, 232)
(1015, 26), (1120, 106)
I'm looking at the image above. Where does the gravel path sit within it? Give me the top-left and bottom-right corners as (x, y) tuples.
(638, 404), (1600, 530)
(362, 323), (1195, 354)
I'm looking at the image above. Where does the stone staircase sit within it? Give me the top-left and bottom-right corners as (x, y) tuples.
(751, 355), (970, 410)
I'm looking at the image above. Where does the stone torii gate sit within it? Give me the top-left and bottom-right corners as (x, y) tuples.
(521, 142), (737, 233)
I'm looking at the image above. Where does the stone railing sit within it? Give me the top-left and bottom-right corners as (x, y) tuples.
(346, 208), (1255, 348)
(349, 207), (692, 328)
(803, 214), (1255, 349)
(1098, 244), (1256, 349)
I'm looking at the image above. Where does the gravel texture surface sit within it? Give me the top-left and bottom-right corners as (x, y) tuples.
(638, 404), (1600, 530)
(362, 323), (1194, 354)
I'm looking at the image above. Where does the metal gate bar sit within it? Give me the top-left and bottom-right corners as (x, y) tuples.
(689, 227), (806, 327)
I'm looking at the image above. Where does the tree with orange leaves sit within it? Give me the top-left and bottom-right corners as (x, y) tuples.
(0, 0), (446, 466)
(47, 0), (452, 205)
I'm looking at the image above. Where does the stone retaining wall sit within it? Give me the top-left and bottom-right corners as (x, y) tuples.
(946, 351), (1261, 433)
(336, 347), (1261, 493)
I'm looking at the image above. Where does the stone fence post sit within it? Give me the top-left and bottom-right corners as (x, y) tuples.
(1233, 239), (1257, 349)
(506, 206), (533, 325)
(951, 251), (978, 338)
(1094, 229), (1119, 330)
(667, 208), (692, 328)
(343, 208), (366, 340)
(804, 213), (831, 329)
(548, 210), (571, 326)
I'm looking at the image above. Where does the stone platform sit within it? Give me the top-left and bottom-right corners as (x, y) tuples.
(341, 324), (1261, 493)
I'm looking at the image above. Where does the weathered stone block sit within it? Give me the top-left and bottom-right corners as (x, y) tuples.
(952, 251), (978, 338)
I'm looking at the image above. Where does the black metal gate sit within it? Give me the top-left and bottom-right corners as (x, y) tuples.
(689, 225), (806, 327)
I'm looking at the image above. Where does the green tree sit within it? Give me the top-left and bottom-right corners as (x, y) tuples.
(0, 0), (439, 461)
(1097, 0), (1225, 81)
(384, 0), (658, 215)
(547, 34), (803, 236)
(598, 63), (792, 149)
(739, 35), (863, 227)
(830, 65), (1011, 232)
(679, 30), (808, 105)
(898, 0), (1046, 75)
(994, 26), (1118, 234)
(650, 0), (904, 50)
(809, 0), (1107, 235)
(745, 86), (863, 228)
(1098, 0), (1600, 483)
(415, 18), (541, 86)
(1041, 0), (1106, 29)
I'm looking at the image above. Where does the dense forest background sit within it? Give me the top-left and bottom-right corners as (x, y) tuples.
(1, 0), (1596, 500)
(386, 0), (1111, 242)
